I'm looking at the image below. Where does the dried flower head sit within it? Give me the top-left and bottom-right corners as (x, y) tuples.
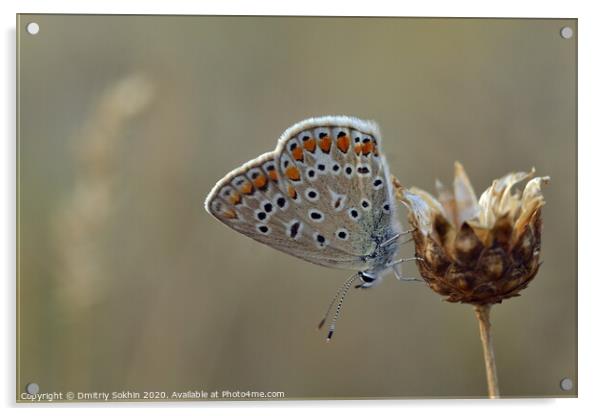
(398, 162), (550, 305)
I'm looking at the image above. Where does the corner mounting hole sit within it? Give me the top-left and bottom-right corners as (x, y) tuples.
(26, 382), (39, 394)
(26, 22), (40, 35)
(560, 26), (573, 39)
(559, 377), (573, 391)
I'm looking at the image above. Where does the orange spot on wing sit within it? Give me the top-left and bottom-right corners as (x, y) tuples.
(354, 144), (362, 155)
(319, 136), (332, 153)
(336, 135), (350, 153)
(268, 170), (278, 181)
(229, 192), (241, 205)
(303, 138), (316, 153)
(285, 166), (301, 181)
(253, 174), (267, 189)
(223, 209), (238, 219)
(361, 142), (374, 155)
(292, 146), (304, 161)
(241, 182), (254, 194)
(288, 185), (298, 199)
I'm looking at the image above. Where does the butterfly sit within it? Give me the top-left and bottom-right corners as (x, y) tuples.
(204, 116), (418, 341)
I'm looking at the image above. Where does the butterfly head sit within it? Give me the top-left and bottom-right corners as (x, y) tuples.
(356, 271), (383, 289)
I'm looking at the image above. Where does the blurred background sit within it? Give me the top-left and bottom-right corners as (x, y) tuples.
(17, 16), (576, 399)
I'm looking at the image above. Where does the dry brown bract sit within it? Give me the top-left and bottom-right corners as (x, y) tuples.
(397, 162), (550, 305)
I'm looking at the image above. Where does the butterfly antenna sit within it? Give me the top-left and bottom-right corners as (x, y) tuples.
(317, 273), (358, 330)
(326, 274), (359, 342)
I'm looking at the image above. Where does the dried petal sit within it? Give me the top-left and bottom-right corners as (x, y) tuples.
(478, 169), (534, 228)
(402, 187), (450, 237)
(436, 179), (458, 225)
(401, 189), (435, 235)
(453, 162), (479, 225)
(514, 176), (550, 240)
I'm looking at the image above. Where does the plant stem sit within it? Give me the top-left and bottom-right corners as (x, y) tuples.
(474, 304), (500, 399)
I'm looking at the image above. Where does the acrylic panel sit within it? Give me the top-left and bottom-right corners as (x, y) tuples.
(17, 15), (577, 402)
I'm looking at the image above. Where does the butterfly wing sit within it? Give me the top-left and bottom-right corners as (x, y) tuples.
(275, 116), (402, 270)
(205, 116), (401, 271)
(205, 152), (360, 269)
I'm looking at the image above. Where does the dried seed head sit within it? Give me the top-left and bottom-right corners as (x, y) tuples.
(400, 163), (549, 305)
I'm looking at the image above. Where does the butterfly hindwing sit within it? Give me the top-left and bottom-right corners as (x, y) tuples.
(206, 152), (360, 269)
(206, 155), (285, 245)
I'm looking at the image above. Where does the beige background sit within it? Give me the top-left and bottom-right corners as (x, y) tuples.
(17, 15), (577, 399)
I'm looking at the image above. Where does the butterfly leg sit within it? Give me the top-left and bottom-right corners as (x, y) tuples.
(387, 256), (423, 267)
(392, 266), (423, 282)
(380, 229), (415, 248)
(388, 257), (424, 282)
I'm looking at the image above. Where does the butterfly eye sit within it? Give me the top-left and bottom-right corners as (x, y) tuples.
(359, 272), (376, 283)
